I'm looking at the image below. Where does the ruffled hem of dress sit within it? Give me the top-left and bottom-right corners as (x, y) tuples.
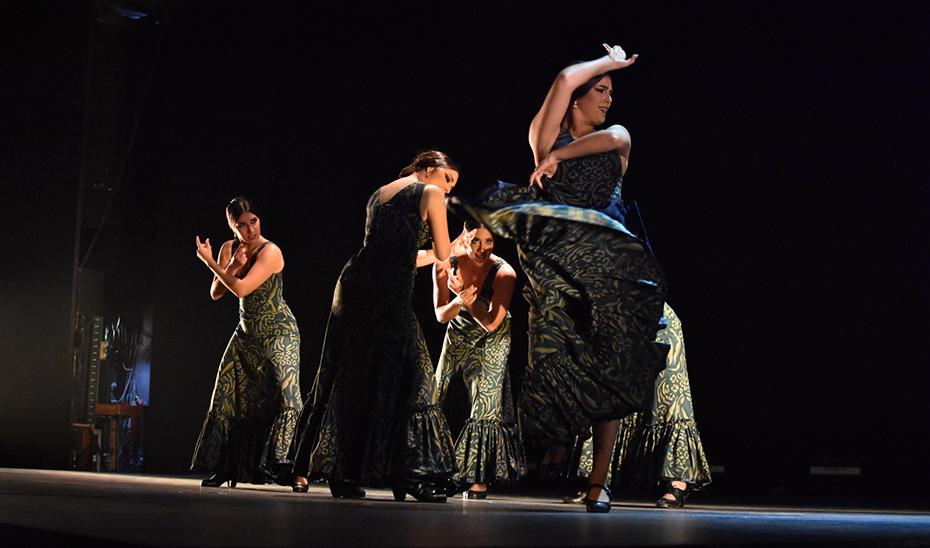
(519, 342), (668, 446)
(612, 416), (712, 491)
(453, 418), (527, 485)
(190, 407), (300, 484)
(398, 404), (458, 482)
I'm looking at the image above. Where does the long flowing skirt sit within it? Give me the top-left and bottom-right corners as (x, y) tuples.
(452, 188), (669, 445)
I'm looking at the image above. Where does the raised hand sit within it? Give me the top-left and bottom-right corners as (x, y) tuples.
(195, 236), (213, 264)
(529, 153), (559, 189)
(451, 228), (477, 257)
(602, 43), (638, 69)
(229, 243), (248, 271)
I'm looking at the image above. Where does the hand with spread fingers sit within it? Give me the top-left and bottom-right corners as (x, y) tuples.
(602, 43), (638, 68)
(451, 228), (477, 257)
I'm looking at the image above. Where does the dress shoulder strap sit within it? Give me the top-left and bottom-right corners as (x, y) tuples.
(248, 241), (271, 266)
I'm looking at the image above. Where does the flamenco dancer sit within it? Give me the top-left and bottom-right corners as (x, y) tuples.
(431, 220), (526, 499)
(191, 197), (302, 488)
(291, 151), (470, 503)
(451, 44), (668, 512)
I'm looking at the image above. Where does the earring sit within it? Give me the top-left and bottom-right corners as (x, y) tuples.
(573, 102), (578, 109)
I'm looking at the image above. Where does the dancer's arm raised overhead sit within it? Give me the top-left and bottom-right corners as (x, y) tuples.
(529, 43), (637, 163)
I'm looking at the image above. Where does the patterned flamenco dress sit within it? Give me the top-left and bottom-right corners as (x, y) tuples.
(431, 255), (526, 488)
(451, 130), (669, 447)
(191, 241), (303, 484)
(292, 182), (456, 487)
(574, 303), (712, 494)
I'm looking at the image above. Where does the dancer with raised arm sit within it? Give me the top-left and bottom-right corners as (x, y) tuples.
(431, 221), (526, 499)
(191, 197), (302, 488)
(451, 44), (668, 512)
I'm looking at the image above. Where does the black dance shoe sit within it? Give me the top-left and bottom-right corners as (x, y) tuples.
(292, 475), (310, 493)
(466, 489), (487, 500)
(201, 474), (236, 488)
(391, 477), (447, 503)
(584, 483), (611, 513)
(656, 486), (687, 509)
(329, 478), (366, 499)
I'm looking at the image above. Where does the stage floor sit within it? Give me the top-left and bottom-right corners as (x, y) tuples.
(1, 468), (929, 546)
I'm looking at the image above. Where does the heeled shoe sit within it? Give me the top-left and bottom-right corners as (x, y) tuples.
(391, 477), (447, 503)
(656, 485), (687, 509)
(292, 475), (309, 493)
(584, 483), (611, 513)
(201, 474), (236, 488)
(329, 478), (366, 499)
(466, 489), (487, 500)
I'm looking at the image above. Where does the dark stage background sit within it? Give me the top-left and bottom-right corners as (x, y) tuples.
(3, 1), (928, 506)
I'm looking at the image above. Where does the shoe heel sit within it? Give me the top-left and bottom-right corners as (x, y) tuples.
(584, 483), (611, 513)
(392, 487), (406, 502)
(229, 480), (237, 488)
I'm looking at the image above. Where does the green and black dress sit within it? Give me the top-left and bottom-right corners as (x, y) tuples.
(574, 303), (712, 492)
(191, 241), (302, 484)
(451, 131), (669, 446)
(432, 256), (526, 486)
(292, 182), (456, 486)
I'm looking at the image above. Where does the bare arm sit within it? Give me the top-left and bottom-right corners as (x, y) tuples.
(210, 240), (247, 300)
(416, 249), (436, 268)
(196, 238), (284, 299)
(530, 125), (631, 187)
(432, 260), (477, 323)
(422, 185), (452, 261)
(552, 125), (630, 161)
(529, 47), (637, 162)
(466, 264), (516, 333)
(418, 194), (476, 267)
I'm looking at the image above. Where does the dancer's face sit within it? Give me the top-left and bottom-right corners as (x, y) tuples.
(421, 167), (460, 194)
(229, 211), (261, 244)
(575, 75), (613, 127)
(467, 227), (494, 266)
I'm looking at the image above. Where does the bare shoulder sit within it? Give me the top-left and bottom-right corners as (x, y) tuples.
(258, 241), (284, 260)
(422, 184), (445, 200)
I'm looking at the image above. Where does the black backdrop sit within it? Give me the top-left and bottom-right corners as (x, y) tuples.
(3, 1), (928, 505)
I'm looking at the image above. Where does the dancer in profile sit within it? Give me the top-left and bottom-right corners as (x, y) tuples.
(452, 44), (668, 512)
(191, 197), (302, 488)
(291, 151), (471, 503)
(431, 221), (526, 499)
